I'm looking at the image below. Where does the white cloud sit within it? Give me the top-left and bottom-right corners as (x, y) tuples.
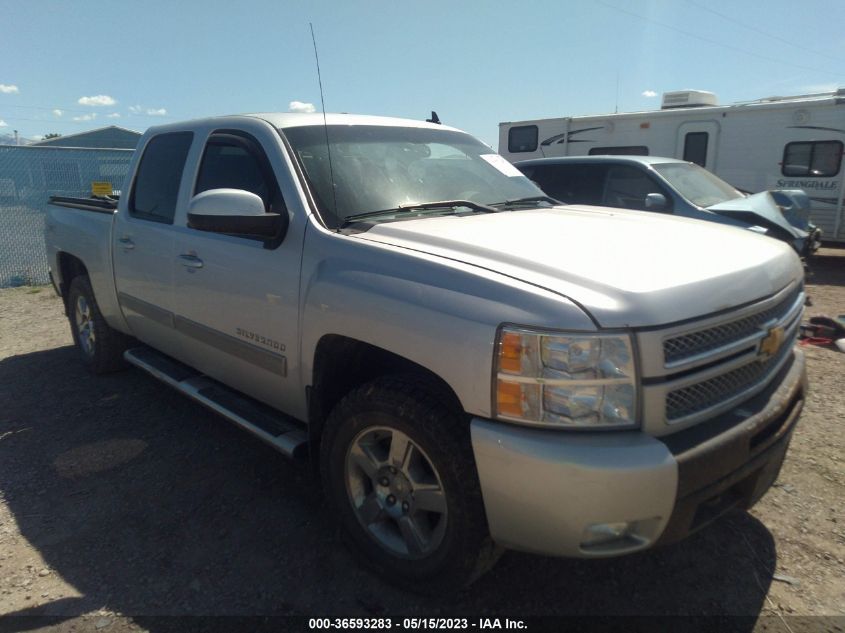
(642, 90), (658, 98)
(30, 134), (44, 141)
(289, 100), (316, 113)
(0, 120), (7, 127)
(53, 109), (63, 117)
(106, 112), (121, 118)
(0, 84), (19, 94)
(128, 105), (166, 116)
(78, 94), (117, 106)
(72, 113), (97, 122)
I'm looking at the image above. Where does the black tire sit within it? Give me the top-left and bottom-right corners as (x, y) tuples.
(320, 375), (502, 593)
(67, 275), (130, 374)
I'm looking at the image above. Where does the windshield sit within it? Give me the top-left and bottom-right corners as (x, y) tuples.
(282, 125), (543, 227)
(652, 162), (743, 208)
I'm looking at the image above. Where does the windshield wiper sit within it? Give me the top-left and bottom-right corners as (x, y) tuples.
(342, 199), (497, 225)
(490, 195), (562, 209)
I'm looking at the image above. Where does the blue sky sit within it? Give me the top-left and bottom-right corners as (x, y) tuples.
(2, 0), (844, 147)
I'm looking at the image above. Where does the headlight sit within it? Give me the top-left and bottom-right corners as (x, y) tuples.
(494, 326), (639, 429)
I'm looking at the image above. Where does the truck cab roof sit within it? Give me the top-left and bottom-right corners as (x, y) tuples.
(143, 112), (462, 136)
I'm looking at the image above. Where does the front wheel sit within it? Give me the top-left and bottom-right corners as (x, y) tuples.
(320, 376), (501, 592)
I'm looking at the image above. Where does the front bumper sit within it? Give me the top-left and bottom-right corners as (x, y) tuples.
(806, 225), (822, 255)
(471, 347), (806, 558)
(794, 225), (822, 257)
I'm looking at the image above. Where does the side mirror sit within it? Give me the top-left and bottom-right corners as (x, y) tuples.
(187, 188), (283, 239)
(644, 192), (668, 211)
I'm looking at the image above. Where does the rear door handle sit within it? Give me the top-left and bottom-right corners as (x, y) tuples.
(118, 236), (135, 250)
(178, 254), (204, 269)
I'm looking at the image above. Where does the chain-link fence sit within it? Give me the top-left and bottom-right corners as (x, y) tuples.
(0, 146), (133, 287)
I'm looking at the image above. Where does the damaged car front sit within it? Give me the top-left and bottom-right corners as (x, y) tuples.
(651, 161), (820, 257)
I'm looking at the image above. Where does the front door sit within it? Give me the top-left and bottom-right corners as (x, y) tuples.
(171, 125), (303, 413)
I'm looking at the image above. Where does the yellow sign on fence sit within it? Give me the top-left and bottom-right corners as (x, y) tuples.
(91, 181), (113, 196)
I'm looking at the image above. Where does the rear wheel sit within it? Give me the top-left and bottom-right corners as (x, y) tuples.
(320, 376), (501, 593)
(67, 275), (130, 374)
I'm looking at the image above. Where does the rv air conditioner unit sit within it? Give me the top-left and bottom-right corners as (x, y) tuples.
(661, 90), (718, 109)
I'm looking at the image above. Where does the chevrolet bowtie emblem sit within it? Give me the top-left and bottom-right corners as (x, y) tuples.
(759, 325), (785, 359)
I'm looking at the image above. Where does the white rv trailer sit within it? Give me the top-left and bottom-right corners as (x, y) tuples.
(498, 89), (845, 242)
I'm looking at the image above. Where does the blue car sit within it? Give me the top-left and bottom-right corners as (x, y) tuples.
(515, 155), (821, 256)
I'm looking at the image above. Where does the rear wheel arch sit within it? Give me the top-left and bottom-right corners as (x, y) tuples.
(67, 275), (130, 373)
(56, 252), (89, 313)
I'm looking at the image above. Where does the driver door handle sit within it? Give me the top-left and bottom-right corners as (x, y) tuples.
(178, 254), (204, 269)
(118, 236), (135, 250)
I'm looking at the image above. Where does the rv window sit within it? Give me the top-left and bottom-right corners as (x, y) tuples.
(508, 126), (539, 153)
(588, 146), (649, 156)
(683, 132), (709, 167)
(782, 141), (843, 177)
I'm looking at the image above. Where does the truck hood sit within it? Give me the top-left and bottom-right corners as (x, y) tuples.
(707, 192), (805, 238)
(355, 206), (802, 328)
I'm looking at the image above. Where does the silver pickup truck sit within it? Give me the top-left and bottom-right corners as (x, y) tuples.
(44, 113), (807, 591)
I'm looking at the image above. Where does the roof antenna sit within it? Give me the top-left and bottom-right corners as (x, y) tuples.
(310, 23), (339, 224)
(426, 111), (441, 124)
(614, 71), (619, 114)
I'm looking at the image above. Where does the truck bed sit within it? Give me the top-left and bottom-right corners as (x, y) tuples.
(48, 196), (118, 214)
(44, 195), (122, 324)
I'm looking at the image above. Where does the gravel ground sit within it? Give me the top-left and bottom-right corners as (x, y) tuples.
(0, 250), (843, 632)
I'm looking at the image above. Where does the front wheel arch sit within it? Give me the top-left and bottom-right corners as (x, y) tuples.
(308, 335), (464, 458)
(319, 374), (501, 592)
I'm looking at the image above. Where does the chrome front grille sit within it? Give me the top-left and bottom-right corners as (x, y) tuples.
(663, 286), (801, 366)
(665, 341), (791, 421)
(637, 282), (805, 434)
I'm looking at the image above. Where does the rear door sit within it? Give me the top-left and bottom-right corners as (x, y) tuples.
(521, 163), (607, 205)
(676, 121), (720, 170)
(112, 132), (193, 352)
(171, 123), (304, 412)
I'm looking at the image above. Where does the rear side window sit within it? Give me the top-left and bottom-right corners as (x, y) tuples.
(508, 125), (539, 153)
(525, 164), (607, 205)
(683, 132), (708, 167)
(129, 132), (193, 223)
(782, 141), (842, 177)
(588, 146), (649, 156)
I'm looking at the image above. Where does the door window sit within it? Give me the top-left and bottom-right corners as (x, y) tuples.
(129, 132), (194, 223)
(683, 132), (709, 167)
(588, 146), (649, 156)
(603, 165), (671, 211)
(523, 164), (607, 205)
(194, 131), (286, 214)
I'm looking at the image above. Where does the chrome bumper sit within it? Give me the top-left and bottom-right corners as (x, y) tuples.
(471, 348), (806, 558)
